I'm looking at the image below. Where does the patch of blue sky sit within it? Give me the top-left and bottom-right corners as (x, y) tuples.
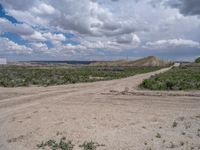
(63, 40), (80, 45)
(1, 32), (28, 45)
(44, 40), (54, 48)
(0, 4), (19, 24)
(64, 32), (76, 38)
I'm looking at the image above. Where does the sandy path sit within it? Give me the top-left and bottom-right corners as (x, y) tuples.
(0, 67), (200, 150)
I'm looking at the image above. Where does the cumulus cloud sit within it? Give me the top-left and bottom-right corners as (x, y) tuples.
(0, 0), (141, 37)
(0, 18), (34, 35)
(30, 42), (48, 50)
(22, 31), (46, 41)
(70, 34), (140, 52)
(0, 0), (200, 60)
(43, 32), (66, 45)
(21, 31), (66, 44)
(31, 3), (56, 15)
(115, 33), (140, 44)
(145, 39), (200, 49)
(0, 37), (32, 54)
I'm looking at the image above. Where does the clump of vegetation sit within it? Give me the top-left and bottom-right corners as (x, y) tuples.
(37, 138), (105, 150)
(168, 142), (176, 148)
(37, 137), (74, 150)
(180, 141), (184, 146)
(155, 133), (161, 138)
(195, 57), (200, 63)
(181, 132), (186, 135)
(172, 121), (178, 128)
(79, 141), (105, 150)
(197, 129), (200, 137)
(0, 66), (160, 87)
(140, 66), (200, 90)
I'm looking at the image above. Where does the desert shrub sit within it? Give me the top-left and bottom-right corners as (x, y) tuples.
(37, 138), (105, 150)
(0, 66), (160, 87)
(195, 57), (200, 63)
(79, 141), (105, 150)
(140, 66), (200, 90)
(37, 137), (74, 150)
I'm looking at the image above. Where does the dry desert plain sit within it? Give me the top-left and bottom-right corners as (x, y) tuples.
(0, 67), (200, 150)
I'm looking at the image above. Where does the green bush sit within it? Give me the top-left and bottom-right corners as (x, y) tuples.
(37, 137), (74, 150)
(0, 66), (161, 87)
(79, 141), (105, 150)
(140, 66), (200, 90)
(195, 57), (200, 63)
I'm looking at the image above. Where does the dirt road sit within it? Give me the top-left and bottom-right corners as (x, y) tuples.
(0, 67), (200, 150)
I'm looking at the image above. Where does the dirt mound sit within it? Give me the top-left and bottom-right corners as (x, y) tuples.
(90, 56), (172, 67)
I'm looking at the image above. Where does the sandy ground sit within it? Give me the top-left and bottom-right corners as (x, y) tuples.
(0, 67), (200, 150)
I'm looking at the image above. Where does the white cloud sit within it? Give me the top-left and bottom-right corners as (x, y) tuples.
(43, 32), (66, 45)
(20, 31), (66, 44)
(1, 0), (142, 37)
(43, 33), (66, 41)
(62, 34), (141, 52)
(145, 39), (200, 49)
(30, 42), (48, 50)
(0, 37), (32, 54)
(0, 18), (34, 35)
(22, 31), (47, 41)
(31, 3), (56, 15)
(0, 0), (200, 60)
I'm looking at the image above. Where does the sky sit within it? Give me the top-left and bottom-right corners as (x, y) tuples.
(0, 0), (200, 61)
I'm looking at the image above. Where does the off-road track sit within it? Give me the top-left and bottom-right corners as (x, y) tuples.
(0, 67), (200, 150)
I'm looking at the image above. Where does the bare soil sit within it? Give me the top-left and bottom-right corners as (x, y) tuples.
(0, 67), (200, 150)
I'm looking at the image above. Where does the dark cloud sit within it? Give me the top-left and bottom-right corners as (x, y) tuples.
(0, 0), (36, 10)
(167, 0), (200, 16)
(115, 33), (140, 44)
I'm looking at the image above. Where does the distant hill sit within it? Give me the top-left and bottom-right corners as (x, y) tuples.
(90, 56), (172, 67)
